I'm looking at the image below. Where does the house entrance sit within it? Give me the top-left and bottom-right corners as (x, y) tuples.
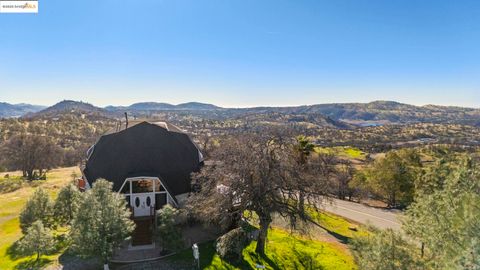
(119, 176), (177, 218)
(118, 176), (178, 246)
(132, 193), (155, 217)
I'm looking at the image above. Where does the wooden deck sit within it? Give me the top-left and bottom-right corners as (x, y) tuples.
(131, 217), (154, 246)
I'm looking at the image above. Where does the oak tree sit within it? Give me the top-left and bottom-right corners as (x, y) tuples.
(188, 133), (330, 255)
(1, 134), (62, 180)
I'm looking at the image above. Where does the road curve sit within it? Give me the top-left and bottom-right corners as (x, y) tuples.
(322, 199), (403, 230)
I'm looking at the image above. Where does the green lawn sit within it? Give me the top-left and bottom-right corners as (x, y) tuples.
(314, 211), (369, 240)
(170, 228), (357, 270)
(0, 167), (79, 270)
(315, 146), (366, 160)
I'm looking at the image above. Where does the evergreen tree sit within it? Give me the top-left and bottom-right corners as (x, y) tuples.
(70, 179), (134, 268)
(351, 228), (423, 270)
(17, 220), (55, 262)
(353, 149), (421, 208)
(404, 156), (480, 269)
(353, 156), (480, 270)
(156, 205), (183, 252)
(53, 183), (82, 225)
(293, 135), (317, 217)
(294, 135), (315, 165)
(19, 187), (53, 233)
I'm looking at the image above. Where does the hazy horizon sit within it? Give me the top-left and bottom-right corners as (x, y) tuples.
(2, 98), (480, 110)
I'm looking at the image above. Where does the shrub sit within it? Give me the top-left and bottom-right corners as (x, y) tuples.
(17, 220), (55, 262)
(174, 208), (189, 226)
(19, 187), (53, 233)
(156, 205), (184, 252)
(53, 184), (82, 225)
(0, 177), (24, 193)
(215, 227), (250, 262)
(351, 228), (423, 270)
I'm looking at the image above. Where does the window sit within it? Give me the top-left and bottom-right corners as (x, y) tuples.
(154, 179), (165, 192)
(155, 194), (167, 210)
(135, 197), (140, 207)
(132, 179), (153, 193)
(121, 182), (131, 194)
(146, 196), (151, 207)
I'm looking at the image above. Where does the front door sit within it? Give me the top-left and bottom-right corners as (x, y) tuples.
(132, 193), (155, 217)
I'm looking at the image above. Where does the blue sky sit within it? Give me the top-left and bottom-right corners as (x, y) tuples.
(0, 0), (479, 108)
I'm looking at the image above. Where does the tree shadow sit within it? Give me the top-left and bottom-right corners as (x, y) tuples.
(57, 248), (101, 270)
(6, 240), (24, 260)
(241, 250), (281, 270)
(14, 257), (52, 270)
(168, 241), (219, 269)
(291, 248), (325, 270)
(305, 219), (351, 244)
(216, 254), (250, 270)
(197, 241), (220, 268)
(7, 235), (81, 269)
(186, 240), (252, 269)
(321, 228), (350, 244)
(259, 253), (281, 270)
(7, 232), (67, 260)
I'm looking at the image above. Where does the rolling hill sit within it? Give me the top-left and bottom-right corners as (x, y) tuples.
(22, 100), (113, 119)
(105, 101), (220, 112)
(0, 102), (45, 118)
(3, 100), (480, 126)
(302, 101), (480, 125)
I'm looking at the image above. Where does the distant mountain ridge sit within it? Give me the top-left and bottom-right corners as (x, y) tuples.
(239, 101), (479, 125)
(3, 100), (480, 126)
(0, 102), (46, 118)
(105, 101), (221, 112)
(302, 101), (480, 125)
(21, 100), (222, 119)
(22, 100), (113, 119)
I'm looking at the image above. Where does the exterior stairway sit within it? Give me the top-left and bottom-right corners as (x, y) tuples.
(132, 217), (154, 246)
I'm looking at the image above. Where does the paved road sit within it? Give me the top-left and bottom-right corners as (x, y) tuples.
(323, 199), (403, 230)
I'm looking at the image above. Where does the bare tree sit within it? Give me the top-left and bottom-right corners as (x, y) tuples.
(334, 160), (355, 200)
(187, 132), (330, 255)
(195, 132), (217, 159)
(315, 153), (338, 180)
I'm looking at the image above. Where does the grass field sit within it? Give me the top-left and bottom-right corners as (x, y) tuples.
(169, 209), (362, 270)
(0, 167), (80, 270)
(314, 211), (369, 240)
(315, 146), (366, 160)
(170, 227), (357, 270)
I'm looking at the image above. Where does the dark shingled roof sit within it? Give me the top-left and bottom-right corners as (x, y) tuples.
(83, 121), (202, 195)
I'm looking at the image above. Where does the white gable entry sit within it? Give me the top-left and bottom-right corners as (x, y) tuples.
(118, 176), (177, 218)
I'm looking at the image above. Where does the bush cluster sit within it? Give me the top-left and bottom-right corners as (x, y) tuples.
(156, 205), (184, 252)
(0, 177), (24, 193)
(215, 227), (251, 262)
